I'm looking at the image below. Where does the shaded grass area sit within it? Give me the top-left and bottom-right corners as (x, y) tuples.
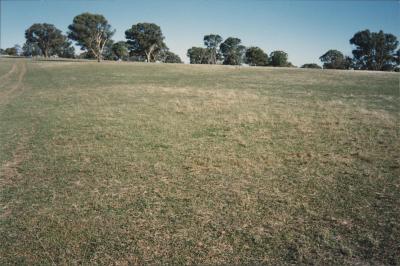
(1, 58), (399, 264)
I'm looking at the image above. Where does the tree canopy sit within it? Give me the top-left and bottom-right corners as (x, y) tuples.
(57, 41), (75, 59)
(112, 41), (129, 61)
(350, 30), (399, 71)
(159, 51), (182, 63)
(68, 13), (114, 62)
(101, 40), (116, 60)
(22, 42), (42, 57)
(25, 23), (67, 58)
(125, 23), (166, 63)
(9, 15), (400, 70)
(319, 50), (347, 69)
(187, 47), (210, 64)
(301, 63), (322, 69)
(204, 34), (223, 64)
(395, 49), (400, 65)
(269, 51), (288, 67)
(220, 37), (245, 65)
(4, 47), (19, 56)
(245, 47), (268, 66)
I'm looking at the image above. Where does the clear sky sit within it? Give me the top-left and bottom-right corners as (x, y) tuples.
(1, 0), (399, 65)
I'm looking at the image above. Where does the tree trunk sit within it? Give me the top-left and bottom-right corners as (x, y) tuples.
(145, 51), (151, 63)
(146, 44), (157, 63)
(91, 46), (102, 63)
(212, 49), (216, 64)
(98, 35), (108, 63)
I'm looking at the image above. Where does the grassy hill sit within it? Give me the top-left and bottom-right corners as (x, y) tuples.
(0, 58), (399, 264)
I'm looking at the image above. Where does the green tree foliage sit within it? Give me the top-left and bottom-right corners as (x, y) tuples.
(5, 47), (18, 56)
(395, 49), (400, 65)
(319, 50), (348, 69)
(128, 54), (147, 62)
(125, 23), (166, 63)
(393, 49), (400, 72)
(22, 42), (42, 57)
(350, 30), (399, 71)
(204, 34), (223, 64)
(101, 40), (115, 60)
(77, 51), (93, 59)
(25, 23), (66, 58)
(159, 51), (182, 63)
(59, 42), (75, 58)
(343, 56), (354, 70)
(269, 50), (288, 67)
(187, 47), (210, 64)
(286, 62), (297, 68)
(68, 13), (114, 62)
(4, 44), (22, 56)
(112, 41), (129, 61)
(220, 37), (245, 65)
(301, 63), (322, 69)
(245, 47), (268, 66)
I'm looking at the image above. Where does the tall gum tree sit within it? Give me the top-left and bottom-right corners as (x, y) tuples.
(125, 23), (166, 63)
(25, 23), (66, 58)
(220, 37), (245, 65)
(204, 34), (223, 64)
(350, 30), (398, 70)
(68, 13), (114, 62)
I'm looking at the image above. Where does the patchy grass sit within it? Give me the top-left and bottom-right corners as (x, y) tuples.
(0, 58), (399, 264)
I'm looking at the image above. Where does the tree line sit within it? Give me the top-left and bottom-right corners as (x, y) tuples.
(0, 12), (399, 71)
(315, 30), (399, 71)
(0, 13), (182, 63)
(187, 35), (294, 67)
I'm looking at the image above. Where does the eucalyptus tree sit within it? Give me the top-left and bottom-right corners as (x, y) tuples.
(25, 23), (66, 58)
(125, 23), (166, 62)
(245, 47), (268, 66)
(350, 29), (398, 71)
(187, 47), (210, 64)
(204, 34), (223, 64)
(112, 41), (129, 61)
(220, 37), (245, 65)
(301, 63), (322, 69)
(269, 50), (289, 67)
(319, 49), (346, 69)
(68, 13), (115, 62)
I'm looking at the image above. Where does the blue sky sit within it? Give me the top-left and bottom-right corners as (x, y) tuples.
(1, 0), (399, 65)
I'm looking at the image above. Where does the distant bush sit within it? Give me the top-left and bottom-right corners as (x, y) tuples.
(286, 62), (297, 68)
(301, 63), (322, 69)
(187, 47), (210, 64)
(269, 50), (288, 67)
(320, 50), (346, 69)
(245, 47), (268, 66)
(159, 51), (182, 63)
(5, 47), (18, 56)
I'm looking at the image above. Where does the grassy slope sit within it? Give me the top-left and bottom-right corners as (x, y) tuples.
(0, 58), (399, 264)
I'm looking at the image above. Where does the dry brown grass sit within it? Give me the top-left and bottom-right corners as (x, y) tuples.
(0, 58), (399, 265)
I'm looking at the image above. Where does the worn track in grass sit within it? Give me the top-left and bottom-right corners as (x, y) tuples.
(0, 61), (27, 105)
